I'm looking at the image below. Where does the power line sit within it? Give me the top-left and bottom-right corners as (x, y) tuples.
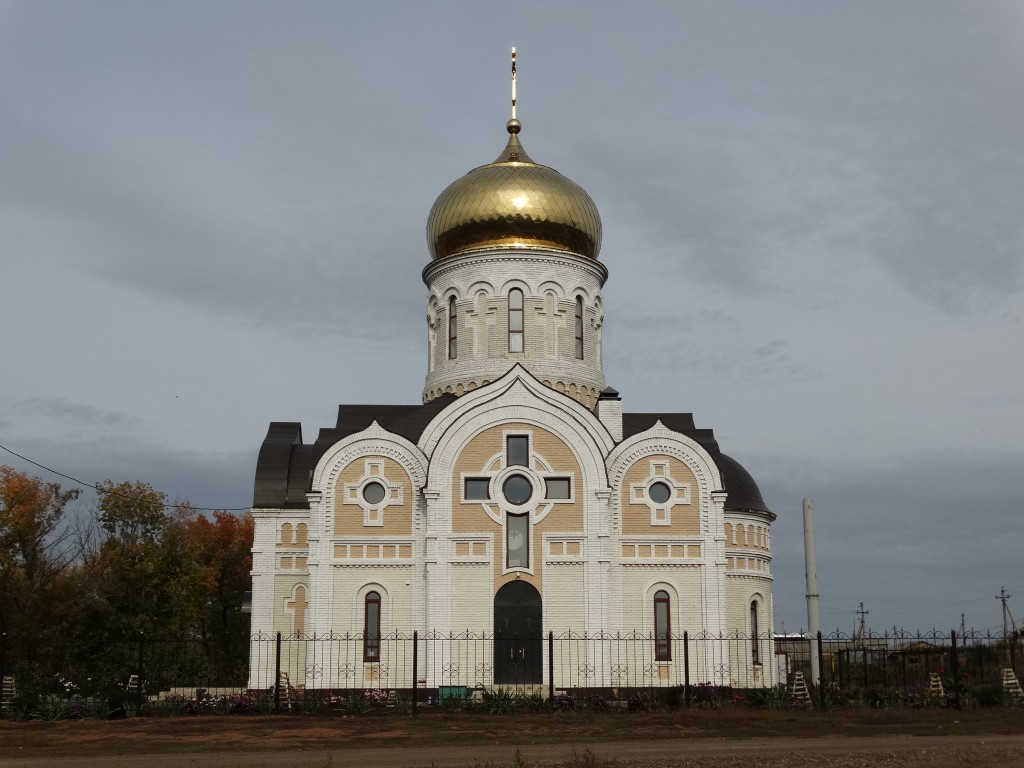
(0, 441), (249, 512)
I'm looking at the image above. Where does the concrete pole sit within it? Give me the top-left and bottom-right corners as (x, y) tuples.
(803, 498), (821, 685)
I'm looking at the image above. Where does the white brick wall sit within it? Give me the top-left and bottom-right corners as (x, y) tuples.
(249, 368), (775, 690)
(422, 248), (607, 403)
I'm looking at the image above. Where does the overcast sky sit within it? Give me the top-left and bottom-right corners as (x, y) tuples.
(1, 0), (1022, 636)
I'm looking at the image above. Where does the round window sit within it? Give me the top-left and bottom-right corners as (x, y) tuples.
(362, 481), (386, 505)
(648, 481), (671, 504)
(502, 474), (532, 505)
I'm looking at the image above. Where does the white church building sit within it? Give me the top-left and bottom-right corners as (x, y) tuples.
(248, 83), (776, 692)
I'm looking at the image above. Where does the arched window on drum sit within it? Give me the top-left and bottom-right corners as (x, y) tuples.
(508, 289), (524, 353)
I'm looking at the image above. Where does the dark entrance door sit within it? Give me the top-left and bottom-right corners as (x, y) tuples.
(493, 581), (543, 685)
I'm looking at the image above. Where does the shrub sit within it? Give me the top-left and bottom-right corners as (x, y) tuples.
(342, 691), (373, 716)
(298, 689), (323, 715)
(252, 691), (275, 714)
(481, 687), (522, 714)
(973, 683), (1006, 707)
(33, 694), (69, 721)
(745, 685), (788, 709)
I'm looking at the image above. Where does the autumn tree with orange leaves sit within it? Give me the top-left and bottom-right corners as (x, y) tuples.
(1, 465), (254, 687)
(0, 467), (80, 652)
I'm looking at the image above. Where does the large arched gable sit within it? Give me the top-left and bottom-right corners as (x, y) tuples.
(606, 420), (725, 538)
(418, 365), (614, 493)
(310, 422), (429, 535)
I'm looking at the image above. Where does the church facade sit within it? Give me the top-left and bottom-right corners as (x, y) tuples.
(248, 110), (776, 691)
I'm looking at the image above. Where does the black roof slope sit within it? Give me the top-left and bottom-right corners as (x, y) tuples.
(252, 400), (771, 517)
(252, 396), (457, 509)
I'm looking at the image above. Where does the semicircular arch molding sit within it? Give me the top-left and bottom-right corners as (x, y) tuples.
(537, 280), (566, 300)
(466, 280), (496, 298)
(498, 278), (531, 296)
(426, 403), (609, 494)
(442, 286), (463, 303)
(606, 422), (722, 494)
(312, 422), (429, 504)
(421, 373), (612, 495)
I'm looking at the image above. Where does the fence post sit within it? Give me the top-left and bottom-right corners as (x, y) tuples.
(0, 632), (6, 716)
(816, 631), (825, 709)
(861, 646), (868, 691)
(136, 632), (145, 714)
(548, 631), (554, 703)
(1010, 630), (1019, 676)
(683, 631), (690, 708)
(274, 632), (282, 713)
(411, 631), (418, 716)
(950, 630), (961, 710)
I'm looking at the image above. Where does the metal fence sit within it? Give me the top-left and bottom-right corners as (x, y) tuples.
(2, 629), (1021, 715)
(252, 629), (778, 696)
(784, 629), (1023, 707)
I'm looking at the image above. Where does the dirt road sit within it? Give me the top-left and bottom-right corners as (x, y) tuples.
(2, 734), (1023, 768)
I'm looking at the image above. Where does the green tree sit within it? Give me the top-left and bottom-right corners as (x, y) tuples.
(86, 480), (180, 641)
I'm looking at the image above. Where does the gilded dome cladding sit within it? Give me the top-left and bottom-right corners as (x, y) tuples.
(427, 124), (603, 260)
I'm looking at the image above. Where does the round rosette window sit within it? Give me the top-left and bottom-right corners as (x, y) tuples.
(648, 481), (671, 504)
(362, 481), (387, 505)
(502, 474), (533, 506)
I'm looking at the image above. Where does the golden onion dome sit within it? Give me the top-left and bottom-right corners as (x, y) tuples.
(427, 120), (602, 260)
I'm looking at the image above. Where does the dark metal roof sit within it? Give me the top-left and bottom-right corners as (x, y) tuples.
(621, 412), (773, 518)
(717, 453), (775, 519)
(252, 396), (457, 509)
(252, 422), (308, 509)
(253, 400), (772, 518)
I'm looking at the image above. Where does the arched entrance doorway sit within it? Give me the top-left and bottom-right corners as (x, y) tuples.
(493, 580), (542, 685)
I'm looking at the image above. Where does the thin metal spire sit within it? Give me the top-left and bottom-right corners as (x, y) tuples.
(511, 47), (517, 121)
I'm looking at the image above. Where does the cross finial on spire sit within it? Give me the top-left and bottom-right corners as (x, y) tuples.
(511, 47), (517, 121)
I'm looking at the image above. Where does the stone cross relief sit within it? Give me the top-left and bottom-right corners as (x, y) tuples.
(466, 292), (495, 359)
(535, 293), (567, 358)
(287, 585), (308, 638)
(426, 311), (437, 372)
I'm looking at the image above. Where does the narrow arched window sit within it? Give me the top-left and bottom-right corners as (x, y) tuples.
(508, 289), (524, 353)
(750, 600), (760, 664)
(574, 296), (584, 359)
(364, 591), (381, 661)
(654, 590), (671, 661)
(448, 297), (457, 359)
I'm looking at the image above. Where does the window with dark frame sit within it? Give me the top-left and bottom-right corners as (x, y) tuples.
(750, 600), (760, 664)
(506, 513), (529, 568)
(448, 297), (457, 359)
(574, 296), (584, 359)
(364, 591), (381, 661)
(508, 288), (524, 353)
(545, 477), (571, 500)
(654, 590), (671, 661)
(506, 435), (529, 466)
(464, 477), (491, 501)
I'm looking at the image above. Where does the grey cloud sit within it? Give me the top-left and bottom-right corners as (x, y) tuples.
(16, 398), (139, 429)
(761, 450), (1024, 633)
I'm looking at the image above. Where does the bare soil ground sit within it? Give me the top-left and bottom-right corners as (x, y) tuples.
(1, 708), (1022, 767)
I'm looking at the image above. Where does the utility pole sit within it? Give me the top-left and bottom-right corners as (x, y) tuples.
(997, 587), (1019, 637)
(854, 602), (869, 644)
(803, 499), (821, 685)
